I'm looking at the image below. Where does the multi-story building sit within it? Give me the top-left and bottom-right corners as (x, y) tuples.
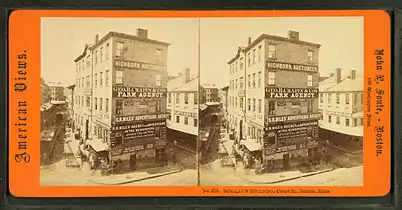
(221, 86), (229, 130)
(40, 77), (51, 105)
(227, 31), (321, 170)
(47, 82), (65, 101)
(318, 68), (363, 150)
(201, 84), (219, 103)
(73, 28), (170, 172)
(167, 68), (198, 149)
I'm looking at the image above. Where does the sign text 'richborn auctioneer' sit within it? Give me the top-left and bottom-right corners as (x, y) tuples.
(267, 113), (321, 123)
(113, 86), (167, 98)
(264, 140), (319, 155)
(265, 87), (318, 99)
(266, 61), (318, 73)
(114, 113), (170, 123)
(114, 59), (167, 71)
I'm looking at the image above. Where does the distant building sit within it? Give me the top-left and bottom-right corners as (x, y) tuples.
(318, 68), (363, 149)
(167, 68), (198, 149)
(221, 86), (229, 130)
(47, 82), (65, 101)
(201, 83), (219, 103)
(40, 78), (50, 105)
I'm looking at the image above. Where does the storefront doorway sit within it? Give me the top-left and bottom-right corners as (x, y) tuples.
(239, 120), (243, 140)
(283, 153), (290, 170)
(129, 154), (137, 171)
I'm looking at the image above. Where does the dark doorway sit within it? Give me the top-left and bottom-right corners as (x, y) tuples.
(283, 153), (290, 170)
(239, 120), (243, 140)
(130, 154), (137, 171)
(85, 119), (89, 140)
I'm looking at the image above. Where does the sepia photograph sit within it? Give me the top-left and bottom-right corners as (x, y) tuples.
(198, 17), (364, 186)
(40, 18), (199, 186)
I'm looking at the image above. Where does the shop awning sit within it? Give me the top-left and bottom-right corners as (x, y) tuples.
(319, 122), (363, 137)
(87, 139), (108, 152)
(241, 140), (262, 152)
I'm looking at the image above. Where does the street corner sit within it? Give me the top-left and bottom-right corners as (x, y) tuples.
(236, 167), (336, 185)
(88, 165), (184, 185)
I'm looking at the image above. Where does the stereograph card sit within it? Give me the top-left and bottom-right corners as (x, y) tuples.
(8, 10), (391, 198)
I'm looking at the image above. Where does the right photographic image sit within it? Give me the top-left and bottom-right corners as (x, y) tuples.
(198, 17), (364, 186)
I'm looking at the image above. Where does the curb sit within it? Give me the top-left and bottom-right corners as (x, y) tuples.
(89, 167), (184, 185)
(237, 167), (336, 184)
(175, 145), (196, 154)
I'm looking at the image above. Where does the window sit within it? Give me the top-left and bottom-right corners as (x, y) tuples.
(252, 73), (256, 87)
(86, 76), (90, 88)
(336, 117), (340, 125)
(328, 115), (332, 123)
(116, 99), (123, 115)
(99, 98), (103, 111)
(235, 61), (238, 72)
(307, 50), (313, 62)
(156, 49), (163, 61)
(105, 70), (109, 85)
(194, 119), (198, 127)
(168, 93), (172, 103)
(240, 57), (244, 69)
(258, 45), (262, 61)
(345, 94), (350, 104)
(247, 53), (251, 67)
(105, 98), (109, 112)
(235, 79), (238, 89)
(328, 93), (332, 103)
(194, 93), (198, 105)
(176, 116), (180, 123)
(100, 47), (104, 62)
(184, 93), (189, 104)
(81, 77), (84, 88)
(235, 97), (238, 107)
(240, 98), (244, 108)
(116, 70), (123, 84)
(248, 75), (251, 87)
(253, 99), (256, 111)
(336, 93), (340, 104)
(156, 75), (162, 86)
(76, 63), (78, 72)
(252, 49), (256, 64)
(360, 118), (363, 125)
(116, 42), (124, 57)
(268, 44), (276, 58)
(176, 93), (180, 104)
(248, 98), (251, 111)
(361, 93), (363, 104)
(99, 72), (103, 85)
(258, 72), (262, 87)
(94, 73), (98, 87)
(258, 99), (262, 113)
(184, 117), (189, 125)
(307, 75), (313, 86)
(95, 51), (98, 64)
(268, 101), (275, 115)
(354, 119), (358, 126)
(268, 72), (276, 85)
(106, 43), (110, 60)
(320, 94), (323, 103)
(346, 119), (350, 126)
(94, 97), (97, 110)
(81, 96), (84, 106)
(86, 55), (90, 68)
(354, 93), (357, 105)
(86, 97), (90, 108)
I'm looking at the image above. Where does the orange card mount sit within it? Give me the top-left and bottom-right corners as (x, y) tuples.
(8, 10), (390, 197)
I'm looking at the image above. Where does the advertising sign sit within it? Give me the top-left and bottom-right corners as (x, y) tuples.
(114, 113), (169, 123)
(266, 61), (318, 73)
(264, 140), (319, 155)
(112, 120), (166, 141)
(267, 113), (321, 123)
(174, 111), (198, 118)
(265, 87), (318, 99)
(114, 59), (167, 71)
(113, 86), (167, 98)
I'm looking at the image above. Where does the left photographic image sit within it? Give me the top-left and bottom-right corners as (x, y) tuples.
(40, 18), (199, 186)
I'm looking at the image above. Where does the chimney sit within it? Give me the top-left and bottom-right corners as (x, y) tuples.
(350, 69), (356, 80)
(182, 68), (190, 84)
(335, 68), (342, 84)
(288, 31), (299, 41)
(248, 37), (251, 45)
(94, 34), (99, 44)
(136, 28), (148, 39)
